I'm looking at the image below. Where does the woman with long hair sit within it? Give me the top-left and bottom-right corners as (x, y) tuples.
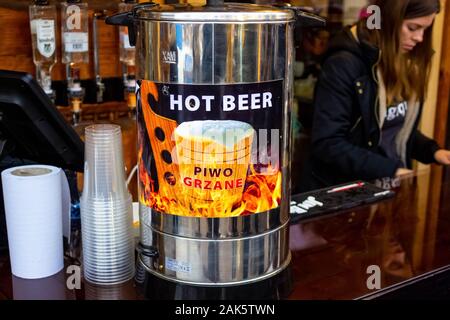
(303, 0), (450, 190)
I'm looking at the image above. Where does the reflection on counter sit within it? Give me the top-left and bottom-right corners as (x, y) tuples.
(289, 168), (450, 299)
(83, 280), (140, 300)
(12, 271), (74, 300)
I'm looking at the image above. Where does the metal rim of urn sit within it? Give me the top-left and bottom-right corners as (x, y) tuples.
(140, 200), (290, 239)
(138, 220), (291, 286)
(138, 253), (292, 287)
(133, 3), (295, 23)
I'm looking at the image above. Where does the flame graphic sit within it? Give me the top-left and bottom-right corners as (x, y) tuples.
(138, 142), (281, 218)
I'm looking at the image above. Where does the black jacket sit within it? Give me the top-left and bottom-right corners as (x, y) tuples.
(302, 25), (440, 190)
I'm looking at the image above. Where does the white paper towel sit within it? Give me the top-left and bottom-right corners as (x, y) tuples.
(1, 165), (71, 279)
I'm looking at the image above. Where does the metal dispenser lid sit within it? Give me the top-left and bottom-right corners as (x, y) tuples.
(105, 2), (325, 46)
(134, 2), (295, 23)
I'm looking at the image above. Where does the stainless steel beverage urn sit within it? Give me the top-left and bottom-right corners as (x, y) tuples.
(107, 1), (324, 300)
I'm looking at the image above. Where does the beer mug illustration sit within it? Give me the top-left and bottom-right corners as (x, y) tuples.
(175, 120), (255, 215)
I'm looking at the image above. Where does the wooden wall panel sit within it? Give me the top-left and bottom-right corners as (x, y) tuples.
(434, 0), (450, 148)
(0, 8), (34, 74)
(0, 1), (202, 81)
(419, 0), (446, 142)
(0, 5), (121, 81)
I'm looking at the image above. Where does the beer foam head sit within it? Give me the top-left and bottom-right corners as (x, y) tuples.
(175, 120), (254, 148)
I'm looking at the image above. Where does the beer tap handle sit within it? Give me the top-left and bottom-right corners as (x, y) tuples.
(295, 9), (326, 28)
(105, 2), (156, 47)
(137, 242), (159, 259)
(105, 11), (136, 45)
(272, 3), (326, 28)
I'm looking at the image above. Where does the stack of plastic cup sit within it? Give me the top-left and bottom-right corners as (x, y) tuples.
(80, 124), (135, 285)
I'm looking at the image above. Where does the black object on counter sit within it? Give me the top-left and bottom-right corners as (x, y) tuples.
(290, 181), (395, 224)
(0, 70), (84, 172)
(0, 69), (84, 251)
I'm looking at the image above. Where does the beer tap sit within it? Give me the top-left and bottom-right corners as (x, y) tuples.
(93, 10), (106, 104)
(29, 0), (57, 103)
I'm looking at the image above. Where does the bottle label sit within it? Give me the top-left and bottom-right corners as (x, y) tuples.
(36, 19), (56, 58)
(122, 33), (133, 49)
(63, 32), (89, 53)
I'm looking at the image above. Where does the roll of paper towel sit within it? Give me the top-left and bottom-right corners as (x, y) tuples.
(1, 165), (71, 279)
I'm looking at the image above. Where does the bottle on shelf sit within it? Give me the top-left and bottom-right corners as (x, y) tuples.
(61, 0), (89, 122)
(29, 0), (57, 103)
(61, 0), (89, 69)
(68, 83), (85, 125)
(93, 10), (107, 104)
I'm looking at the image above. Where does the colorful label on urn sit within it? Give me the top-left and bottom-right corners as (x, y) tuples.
(137, 80), (283, 218)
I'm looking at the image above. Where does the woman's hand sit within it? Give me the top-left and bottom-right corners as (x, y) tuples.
(434, 149), (450, 165)
(395, 168), (414, 178)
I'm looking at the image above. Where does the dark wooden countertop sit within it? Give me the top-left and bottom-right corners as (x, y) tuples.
(290, 166), (450, 299)
(1, 164), (450, 300)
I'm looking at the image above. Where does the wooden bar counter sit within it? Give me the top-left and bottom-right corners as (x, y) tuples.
(1, 165), (450, 300)
(289, 166), (450, 299)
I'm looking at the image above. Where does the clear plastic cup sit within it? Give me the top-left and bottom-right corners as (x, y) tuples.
(83, 256), (134, 266)
(81, 234), (133, 243)
(82, 124), (128, 200)
(83, 256), (135, 266)
(81, 236), (133, 246)
(83, 272), (135, 285)
(81, 124), (135, 285)
(81, 200), (132, 211)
